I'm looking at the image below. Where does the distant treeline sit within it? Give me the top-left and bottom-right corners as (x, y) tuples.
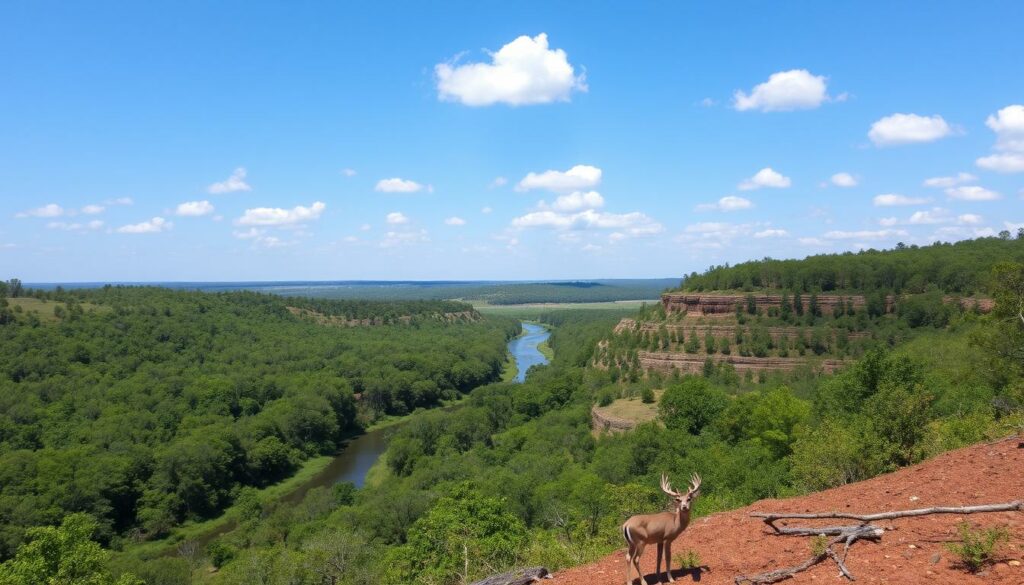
(238, 279), (678, 305)
(679, 234), (1024, 294)
(0, 286), (515, 558)
(282, 296), (474, 321)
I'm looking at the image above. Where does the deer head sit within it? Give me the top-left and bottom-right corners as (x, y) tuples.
(661, 472), (701, 513)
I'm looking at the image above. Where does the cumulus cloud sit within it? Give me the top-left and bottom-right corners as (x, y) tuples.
(512, 208), (662, 237)
(16, 203), (64, 218)
(873, 193), (931, 206)
(754, 228), (788, 238)
(696, 195), (753, 212)
(175, 200), (215, 217)
(907, 208), (953, 225)
(516, 164), (602, 192)
(923, 172), (976, 188)
(386, 212), (409, 225)
(824, 228), (907, 240)
(738, 167), (791, 190)
(945, 185), (1001, 201)
(976, 153), (1024, 173)
(236, 201), (326, 226)
(81, 204), (105, 215)
(959, 214), (983, 225)
(733, 69), (831, 112)
(207, 167), (251, 194)
(868, 113), (952, 146)
(985, 104), (1024, 152)
(435, 33), (586, 106)
(444, 216), (466, 226)
(117, 217), (172, 234)
(549, 190), (605, 212)
(830, 172), (858, 187)
(375, 178), (425, 193)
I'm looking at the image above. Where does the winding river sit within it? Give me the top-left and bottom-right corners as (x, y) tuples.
(173, 321), (549, 553)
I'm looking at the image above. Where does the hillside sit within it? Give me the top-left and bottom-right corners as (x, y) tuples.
(549, 435), (1024, 585)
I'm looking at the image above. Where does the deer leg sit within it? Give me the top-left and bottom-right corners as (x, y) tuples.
(664, 541), (674, 582)
(625, 542), (635, 585)
(656, 542), (664, 583)
(633, 542), (646, 585)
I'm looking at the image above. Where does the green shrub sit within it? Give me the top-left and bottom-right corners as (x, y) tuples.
(640, 387), (655, 404)
(945, 522), (1009, 573)
(674, 549), (701, 570)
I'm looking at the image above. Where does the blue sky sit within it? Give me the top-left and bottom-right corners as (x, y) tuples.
(2, 1), (1022, 282)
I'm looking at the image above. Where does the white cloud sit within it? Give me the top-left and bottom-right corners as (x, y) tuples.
(481, 206), (493, 214)
(512, 208), (662, 237)
(878, 217), (899, 227)
(516, 164), (602, 192)
(907, 208), (952, 225)
(798, 237), (829, 246)
(489, 176), (508, 188)
(233, 227), (295, 248)
(945, 185), (1001, 201)
(175, 200), (215, 217)
(824, 228), (907, 240)
(733, 69), (830, 112)
(444, 216), (466, 226)
(47, 220), (104, 231)
(923, 172), (976, 188)
(386, 212), (409, 225)
(359, 223), (371, 231)
(699, 97), (716, 107)
(754, 228), (788, 238)
(830, 172), (858, 188)
(976, 105), (1024, 173)
(738, 167), (791, 190)
(207, 167), (251, 194)
(868, 113), (952, 146)
(976, 153), (1024, 173)
(958, 214), (983, 225)
(985, 104), (1024, 152)
(696, 195), (753, 212)
(375, 178), (425, 193)
(16, 203), (64, 218)
(872, 193), (931, 206)
(341, 168), (357, 177)
(81, 204), (105, 215)
(435, 33), (586, 106)
(236, 201), (326, 226)
(549, 190), (605, 212)
(117, 217), (172, 234)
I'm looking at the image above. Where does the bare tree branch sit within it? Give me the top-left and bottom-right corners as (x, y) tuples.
(751, 500), (1022, 524)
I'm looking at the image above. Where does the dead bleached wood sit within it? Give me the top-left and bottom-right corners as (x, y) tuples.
(751, 500), (1023, 525)
(468, 566), (550, 585)
(735, 501), (1023, 584)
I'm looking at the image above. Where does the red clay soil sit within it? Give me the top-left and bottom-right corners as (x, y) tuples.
(548, 436), (1024, 585)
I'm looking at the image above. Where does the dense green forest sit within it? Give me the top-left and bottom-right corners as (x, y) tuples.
(0, 286), (516, 561)
(2, 240), (1023, 585)
(679, 233), (1024, 294)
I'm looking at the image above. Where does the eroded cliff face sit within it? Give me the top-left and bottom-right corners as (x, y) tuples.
(614, 318), (871, 341)
(637, 351), (847, 375)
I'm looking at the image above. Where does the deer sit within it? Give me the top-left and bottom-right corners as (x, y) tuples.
(622, 472), (701, 585)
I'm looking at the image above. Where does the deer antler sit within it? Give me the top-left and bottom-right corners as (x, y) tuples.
(687, 472), (702, 496)
(660, 473), (682, 497)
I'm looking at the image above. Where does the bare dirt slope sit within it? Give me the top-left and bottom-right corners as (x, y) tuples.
(549, 435), (1024, 585)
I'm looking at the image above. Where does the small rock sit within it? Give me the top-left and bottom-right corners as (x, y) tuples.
(909, 496), (919, 501)
(908, 544), (917, 549)
(1009, 560), (1021, 567)
(930, 553), (941, 564)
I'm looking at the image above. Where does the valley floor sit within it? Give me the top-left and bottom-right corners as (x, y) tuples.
(549, 435), (1024, 585)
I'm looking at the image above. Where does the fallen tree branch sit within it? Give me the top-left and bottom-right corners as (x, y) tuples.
(751, 500), (1022, 524)
(734, 501), (1023, 584)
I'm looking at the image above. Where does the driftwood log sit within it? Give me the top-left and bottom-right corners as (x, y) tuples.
(469, 566), (550, 585)
(735, 501), (1023, 585)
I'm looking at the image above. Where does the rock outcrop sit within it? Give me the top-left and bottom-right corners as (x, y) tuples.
(661, 293), (867, 316)
(614, 318), (871, 341)
(591, 406), (640, 433)
(638, 350), (847, 375)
